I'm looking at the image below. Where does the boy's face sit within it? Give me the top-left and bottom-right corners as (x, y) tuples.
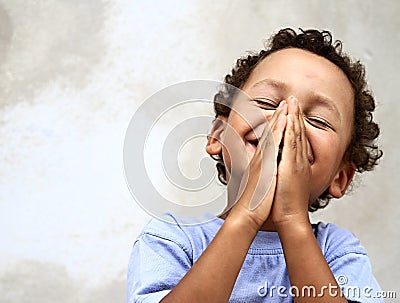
(207, 48), (355, 203)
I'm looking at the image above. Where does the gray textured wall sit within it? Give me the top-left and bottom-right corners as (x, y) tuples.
(0, 1), (398, 302)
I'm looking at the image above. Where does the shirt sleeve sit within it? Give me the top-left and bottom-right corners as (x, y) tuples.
(318, 223), (384, 303)
(127, 222), (193, 303)
(329, 251), (383, 303)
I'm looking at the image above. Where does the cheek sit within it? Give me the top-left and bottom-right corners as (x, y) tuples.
(308, 129), (343, 184)
(221, 145), (232, 174)
(221, 134), (252, 179)
(308, 128), (343, 164)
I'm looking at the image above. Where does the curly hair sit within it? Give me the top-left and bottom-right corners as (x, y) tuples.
(212, 28), (383, 212)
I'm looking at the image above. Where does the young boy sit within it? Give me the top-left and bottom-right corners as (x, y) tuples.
(127, 28), (383, 302)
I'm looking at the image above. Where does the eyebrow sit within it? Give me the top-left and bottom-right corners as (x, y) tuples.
(250, 79), (287, 91)
(249, 78), (342, 122)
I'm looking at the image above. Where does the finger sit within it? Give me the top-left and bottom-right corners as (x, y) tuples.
(264, 101), (286, 135)
(266, 104), (287, 150)
(252, 104), (287, 178)
(258, 101), (287, 147)
(288, 97), (299, 158)
(281, 111), (296, 163)
(298, 106), (308, 162)
(286, 96), (299, 143)
(289, 96), (305, 164)
(292, 98), (302, 163)
(249, 173), (277, 211)
(255, 115), (287, 170)
(267, 103), (281, 127)
(287, 95), (298, 116)
(270, 110), (287, 154)
(248, 105), (287, 211)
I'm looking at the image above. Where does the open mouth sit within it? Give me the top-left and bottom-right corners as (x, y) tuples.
(245, 131), (314, 165)
(247, 138), (259, 149)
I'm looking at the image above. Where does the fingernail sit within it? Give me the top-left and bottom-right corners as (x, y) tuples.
(288, 96), (296, 104)
(279, 100), (286, 108)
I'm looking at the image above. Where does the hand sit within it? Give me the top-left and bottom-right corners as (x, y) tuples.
(270, 96), (311, 228)
(229, 100), (288, 230)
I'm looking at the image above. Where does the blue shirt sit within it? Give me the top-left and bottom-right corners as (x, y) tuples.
(127, 214), (382, 303)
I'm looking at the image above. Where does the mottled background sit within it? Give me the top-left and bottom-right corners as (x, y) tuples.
(0, 1), (399, 302)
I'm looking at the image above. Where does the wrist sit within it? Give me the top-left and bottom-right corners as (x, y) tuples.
(225, 205), (262, 235)
(274, 215), (311, 235)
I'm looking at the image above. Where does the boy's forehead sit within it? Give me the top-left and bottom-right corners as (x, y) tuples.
(242, 48), (354, 104)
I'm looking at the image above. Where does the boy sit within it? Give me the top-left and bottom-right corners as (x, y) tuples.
(128, 28), (383, 302)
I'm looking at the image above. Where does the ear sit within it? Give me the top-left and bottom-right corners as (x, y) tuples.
(328, 161), (356, 198)
(205, 117), (226, 156)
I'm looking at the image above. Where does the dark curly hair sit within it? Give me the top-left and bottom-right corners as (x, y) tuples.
(212, 28), (383, 212)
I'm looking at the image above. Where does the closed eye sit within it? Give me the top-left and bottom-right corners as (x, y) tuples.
(306, 117), (334, 131)
(252, 99), (278, 110)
